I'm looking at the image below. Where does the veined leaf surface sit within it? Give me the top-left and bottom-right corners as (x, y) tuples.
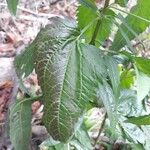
(9, 99), (32, 150)
(34, 18), (106, 142)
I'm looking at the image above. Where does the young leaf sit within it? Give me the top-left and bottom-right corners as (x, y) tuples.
(111, 0), (150, 51)
(77, 2), (115, 46)
(6, 0), (19, 15)
(9, 98), (32, 150)
(127, 115), (150, 125)
(77, 1), (98, 43)
(120, 69), (135, 89)
(34, 17), (106, 142)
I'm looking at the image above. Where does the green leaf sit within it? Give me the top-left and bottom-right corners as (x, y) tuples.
(134, 57), (150, 76)
(142, 126), (150, 150)
(111, 0), (150, 51)
(15, 42), (35, 78)
(69, 126), (92, 150)
(118, 89), (141, 116)
(72, 126), (92, 150)
(97, 80), (117, 135)
(77, 1), (98, 43)
(40, 126), (92, 150)
(34, 17), (106, 142)
(54, 143), (68, 150)
(40, 138), (68, 150)
(136, 71), (150, 102)
(130, 144), (144, 150)
(120, 69), (135, 89)
(77, 3), (115, 45)
(6, 0), (19, 15)
(15, 19), (60, 78)
(134, 58), (150, 103)
(97, 56), (120, 135)
(104, 56), (120, 97)
(127, 115), (150, 125)
(9, 98), (32, 150)
(115, 0), (128, 7)
(120, 120), (146, 144)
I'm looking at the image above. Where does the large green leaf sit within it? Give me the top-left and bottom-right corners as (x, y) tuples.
(9, 98), (32, 150)
(127, 115), (150, 125)
(34, 18), (106, 142)
(77, 2), (115, 45)
(6, 0), (19, 15)
(111, 0), (150, 51)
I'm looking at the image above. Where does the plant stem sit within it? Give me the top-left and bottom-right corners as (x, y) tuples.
(90, 0), (110, 45)
(90, 20), (101, 45)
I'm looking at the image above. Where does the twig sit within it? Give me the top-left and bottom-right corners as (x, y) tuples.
(94, 112), (107, 146)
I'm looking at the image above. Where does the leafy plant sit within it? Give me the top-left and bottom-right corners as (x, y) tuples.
(6, 0), (150, 149)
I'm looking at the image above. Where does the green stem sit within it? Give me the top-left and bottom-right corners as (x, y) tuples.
(90, 0), (110, 45)
(90, 19), (101, 45)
